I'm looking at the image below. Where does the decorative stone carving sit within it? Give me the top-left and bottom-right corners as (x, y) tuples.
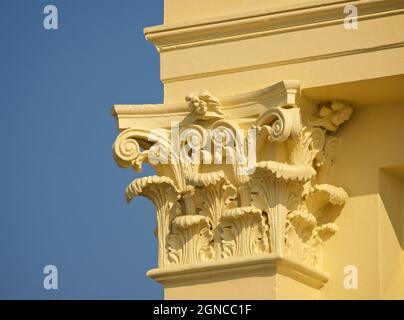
(221, 206), (269, 258)
(310, 101), (353, 132)
(187, 171), (237, 259)
(168, 215), (214, 265)
(112, 80), (353, 283)
(125, 175), (179, 268)
(186, 90), (224, 120)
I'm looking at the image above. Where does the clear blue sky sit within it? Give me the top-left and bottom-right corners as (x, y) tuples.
(0, 0), (164, 299)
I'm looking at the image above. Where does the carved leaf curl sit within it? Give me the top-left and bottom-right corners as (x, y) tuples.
(255, 161), (316, 182)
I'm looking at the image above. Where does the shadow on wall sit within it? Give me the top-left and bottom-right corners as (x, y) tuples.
(329, 102), (404, 198)
(379, 166), (404, 249)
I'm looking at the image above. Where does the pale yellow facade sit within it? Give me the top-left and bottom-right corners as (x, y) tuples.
(112, 0), (404, 299)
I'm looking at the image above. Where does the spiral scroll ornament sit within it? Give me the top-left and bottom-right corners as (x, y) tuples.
(113, 130), (143, 168)
(256, 107), (299, 143)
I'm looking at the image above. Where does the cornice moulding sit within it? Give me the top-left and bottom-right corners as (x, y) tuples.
(144, 0), (404, 52)
(147, 254), (330, 289)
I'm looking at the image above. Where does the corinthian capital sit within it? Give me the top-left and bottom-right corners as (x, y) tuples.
(112, 80), (353, 288)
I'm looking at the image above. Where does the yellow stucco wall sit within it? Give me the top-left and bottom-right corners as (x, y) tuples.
(322, 102), (404, 299)
(142, 0), (404, 299)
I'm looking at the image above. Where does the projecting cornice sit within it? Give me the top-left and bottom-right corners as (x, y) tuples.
(112, 80), (354, 287)
(144, 0), (404, 52)
(113, 80), (300, 131)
